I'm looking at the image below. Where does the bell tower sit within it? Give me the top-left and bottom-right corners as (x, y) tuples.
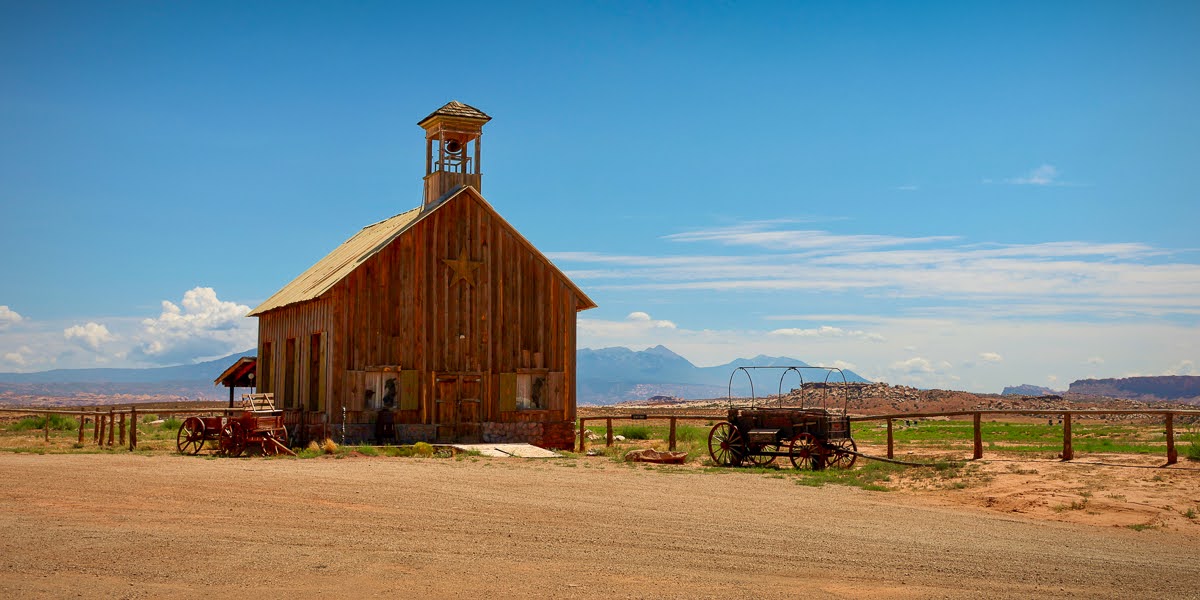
(418, 100), (491, 207)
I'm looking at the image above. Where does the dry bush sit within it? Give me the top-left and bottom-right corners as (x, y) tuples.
(320, 438), (338, 454)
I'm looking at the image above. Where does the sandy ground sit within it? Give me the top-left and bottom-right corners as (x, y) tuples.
(1, 453), (1199, 599)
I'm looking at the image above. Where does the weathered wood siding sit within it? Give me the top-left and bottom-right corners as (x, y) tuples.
(256, 297), (333, 410)
(257, 192), (583, 428)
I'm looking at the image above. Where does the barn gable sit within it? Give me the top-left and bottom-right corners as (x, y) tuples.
(249, 186), (595, 317)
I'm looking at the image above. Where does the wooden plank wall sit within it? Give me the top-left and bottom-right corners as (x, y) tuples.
(262, 192), (585, 428)
(257, 298), (333, 411)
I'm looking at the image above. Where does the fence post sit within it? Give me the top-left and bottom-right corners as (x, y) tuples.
(107, 410), (115, 446)
(886, 418), (894, 459)
(1166, 412), (1177, 465)
(98, 411), (106, 447)
(1062, 413), (1073, 461)
(93, 409), (100, 443)
(130, 406), (138, 450)
(577, 419), (586, 453)
(606, 418), (613, 447)
(44, 413), (50, 443)
(78, 413), (85, 445)
(973, 412), (982, 460)
(668, 417), (677, 451)
(118, 412), (126, 447)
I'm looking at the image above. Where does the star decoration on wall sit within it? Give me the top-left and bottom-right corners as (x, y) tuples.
(443, 248), (484, 286)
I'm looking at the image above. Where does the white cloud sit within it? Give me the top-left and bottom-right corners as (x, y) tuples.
(662, 223), (958, 252)
(0, 306), (22, 330)
(891, 357), (935, 374)
(134, 287), (256, 364)
(63, 322), (115, 351)
(980, 352), (1003, 363)
(1086, 356), (1105, 365)
(3, 346), (34, 367)
(769, 326), (885, 342)
(1006, 164), (1059, 185)
(1165, 360), (1197, 376)
(554, 223), (1198, 321)
(895, 185), (919, 191)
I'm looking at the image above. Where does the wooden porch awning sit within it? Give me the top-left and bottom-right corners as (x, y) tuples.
(214, 356), (256, 388)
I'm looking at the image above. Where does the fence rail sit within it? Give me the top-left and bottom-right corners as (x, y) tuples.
(851, 408), (1200, 465)
(580, 408), (1200, 466)
(577, 415), (716, 452)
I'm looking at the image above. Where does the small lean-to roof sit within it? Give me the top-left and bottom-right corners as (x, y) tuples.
(214, 356), (257, 388)
(249, 186), (596, 316)
(418, 100), (491, 126)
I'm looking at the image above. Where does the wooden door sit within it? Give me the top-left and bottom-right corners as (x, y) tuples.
(434, 373), (482, 443)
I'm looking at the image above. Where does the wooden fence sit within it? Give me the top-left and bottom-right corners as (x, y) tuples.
(0, 406), (239, 451)
(580, 409), (1200, 466)
(850, 409), (1200, 465)
(577, 414), (716, 452)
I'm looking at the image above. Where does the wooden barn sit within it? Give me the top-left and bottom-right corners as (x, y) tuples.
(248, 101), (595, 449)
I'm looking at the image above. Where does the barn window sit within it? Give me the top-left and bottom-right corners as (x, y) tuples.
(516, 374), (547, 410)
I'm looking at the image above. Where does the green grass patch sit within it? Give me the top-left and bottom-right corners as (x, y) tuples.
(616, 425), (652, 440)
(792, 461), (907, 491)
(8, 414), (79, 431)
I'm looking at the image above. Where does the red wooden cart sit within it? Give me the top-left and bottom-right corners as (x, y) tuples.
(176, 393), (294, 457)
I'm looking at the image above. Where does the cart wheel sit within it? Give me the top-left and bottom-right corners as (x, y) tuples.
(707, 422), (746, 467)
(262, 428), (289, 456)
(826, 438), (858, 469)
(746, 444), (778, 467)
(222, 421), (247, 457)
(176, 417), (205, 455)
(788, 433), (819, 470)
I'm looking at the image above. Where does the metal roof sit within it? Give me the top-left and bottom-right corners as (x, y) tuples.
(418, 100), (491, 126)
(248, 187), (596, 316)
(248, 207), (423, 316)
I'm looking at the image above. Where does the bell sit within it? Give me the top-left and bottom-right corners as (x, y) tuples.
(444, 139), (463, 154)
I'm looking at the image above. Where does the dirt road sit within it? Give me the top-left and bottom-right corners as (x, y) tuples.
(0, 453), (1196, 599)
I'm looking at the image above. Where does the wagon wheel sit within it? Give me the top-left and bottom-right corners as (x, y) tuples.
(745, 444), (778, 467)
(222, 421), (247, 457)
(176, 417), (206, 455)
(707, 422), (747, 467)
(826, 437), (858, 469)
(261, 427), (289, 456)
(788, 433), (820, 470)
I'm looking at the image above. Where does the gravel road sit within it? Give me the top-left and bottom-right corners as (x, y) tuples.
(0, 453), (1195, 599)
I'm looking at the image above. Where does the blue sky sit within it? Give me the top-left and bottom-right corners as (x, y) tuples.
(1, 1), (1197, 392)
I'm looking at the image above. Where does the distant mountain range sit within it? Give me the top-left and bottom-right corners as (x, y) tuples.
(1068, 376), (1200, 402)
(0, 352), (255, 384)
(577, 345), (870, 405)
(0, 345), (869, 406)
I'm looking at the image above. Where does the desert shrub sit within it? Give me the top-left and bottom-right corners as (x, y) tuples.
(320, 438), (338, 454)
(354, 444), (379, 457)
(10, 414), (78, 431)
(412, 442), (435, 457)
(160, 417), (182, 431)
